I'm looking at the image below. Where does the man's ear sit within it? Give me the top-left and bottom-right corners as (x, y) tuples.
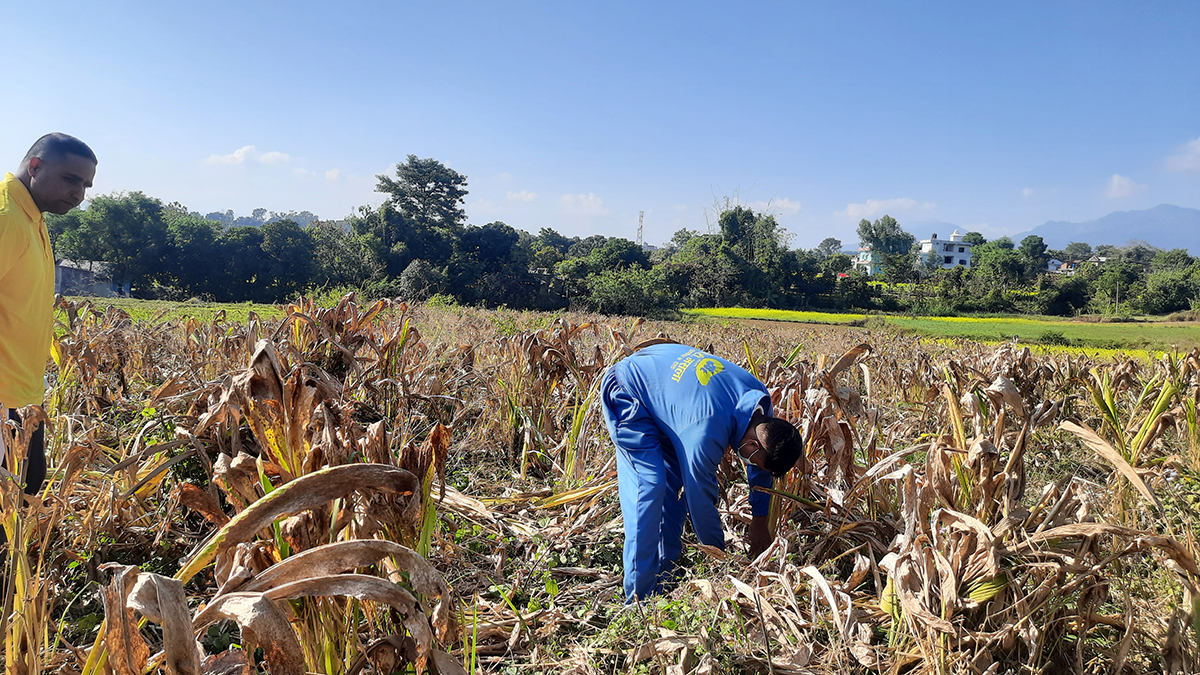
(27, 157), (42, 177)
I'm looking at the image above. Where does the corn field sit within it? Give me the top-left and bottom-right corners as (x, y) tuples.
(4, 294), (1200, 674)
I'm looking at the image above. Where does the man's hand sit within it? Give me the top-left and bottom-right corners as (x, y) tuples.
(747, 515), (771, 558)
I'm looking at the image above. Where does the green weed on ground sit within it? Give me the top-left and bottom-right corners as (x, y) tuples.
(684, 308), (866, 324)
(59, 296), (286, 324)
(888, 315), (1200, 350)
(692, 306), (1200, 352)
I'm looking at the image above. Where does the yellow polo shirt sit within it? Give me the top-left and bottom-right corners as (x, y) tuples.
(0, 173), (54, 406)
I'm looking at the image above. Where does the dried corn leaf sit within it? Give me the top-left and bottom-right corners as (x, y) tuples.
(1059, 420), (1161, 509)
(176, 463), (417, 584)
(101, 565), (150, 675)
(125, 573), (203, 675)
(176, 482), (229, 526)
(261, 574), (441, 671)
(190, 592), (305, 675)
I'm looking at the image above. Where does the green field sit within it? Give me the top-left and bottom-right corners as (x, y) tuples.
(686, 307), (867, 324)
(60, 296), (286, 323)
(57, 300), (1200, 352)
(687, 307), (1200, 351)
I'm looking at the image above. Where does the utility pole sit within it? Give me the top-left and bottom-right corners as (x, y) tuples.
(1115, 277), (1120, 314)
(637, 211), (644, 248)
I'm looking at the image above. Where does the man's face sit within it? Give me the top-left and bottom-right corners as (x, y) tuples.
(737, 430), (770, 473)
(27, 153), (96, 215)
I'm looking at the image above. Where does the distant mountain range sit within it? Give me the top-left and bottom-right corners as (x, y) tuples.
(1012, 204), (1200, 254)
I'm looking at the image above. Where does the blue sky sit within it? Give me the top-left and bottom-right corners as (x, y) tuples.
(5, 1), (1199, 248)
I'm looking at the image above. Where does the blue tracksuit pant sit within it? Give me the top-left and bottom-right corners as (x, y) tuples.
(602, 368), (686, 601)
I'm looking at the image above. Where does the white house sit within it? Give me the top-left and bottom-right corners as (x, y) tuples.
(918, 229), (973, 269)
(1046, 258), (1065, 273)
(852, 247), (883, 276)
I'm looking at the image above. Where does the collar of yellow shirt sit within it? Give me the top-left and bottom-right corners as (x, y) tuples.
(3, 173), (44, 224)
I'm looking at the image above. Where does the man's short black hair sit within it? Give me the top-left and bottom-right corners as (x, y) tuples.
(761, 417), (804, 478)
(23, 133), (97, 165)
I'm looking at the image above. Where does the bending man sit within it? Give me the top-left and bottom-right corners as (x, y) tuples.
(0, 133), (97, 495)
(601, 343), (803, 602)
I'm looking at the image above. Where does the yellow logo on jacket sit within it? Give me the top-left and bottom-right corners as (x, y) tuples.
(695, 358), (724, 385)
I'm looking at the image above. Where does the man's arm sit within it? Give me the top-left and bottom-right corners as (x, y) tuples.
(681, 442), (727, 550)
(748, 515), (770, 558)
(746, 465), (773, 557)
(0, 214), (29, 281)
(679, 420), (735, 550)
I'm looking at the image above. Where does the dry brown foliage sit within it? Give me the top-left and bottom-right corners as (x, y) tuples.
(2, 296), (1200, 674)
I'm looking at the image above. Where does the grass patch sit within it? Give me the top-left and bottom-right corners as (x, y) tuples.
(60, 296), (286, 323)
(695, 306), (1200, 352)
(685, 307), (866, 324)
(887, 315), (1200, 350)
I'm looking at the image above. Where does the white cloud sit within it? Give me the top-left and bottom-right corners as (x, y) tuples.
(1105, 174), (1147, 199)
(1022, 188), (1035, 198)
(559, 193), (609, 216)
(204, 145), (291, 165)
(292, 168), (316, 178)
(838, 197), (935, 220)
(506, 190), (537, 202)
(1166, 137), (1200, 172)
(472, 198), (505, 216)
(747, 197), (802, 215)
(325, 169), (340, 181)
(257, 151), (290, 165)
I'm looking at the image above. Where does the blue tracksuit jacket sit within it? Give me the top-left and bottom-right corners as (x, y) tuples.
(601, 343), (774, 601)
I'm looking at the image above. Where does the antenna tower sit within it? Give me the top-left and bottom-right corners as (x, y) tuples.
(637, 211), (644, 247)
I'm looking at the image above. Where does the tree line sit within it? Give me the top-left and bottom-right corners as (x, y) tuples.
(50, 155), (1200, 317)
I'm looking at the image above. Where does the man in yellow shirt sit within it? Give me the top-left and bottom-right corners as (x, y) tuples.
(0, 133), (96, 495)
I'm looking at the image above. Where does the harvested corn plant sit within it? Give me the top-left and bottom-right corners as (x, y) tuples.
(4, 295), (1200, 673)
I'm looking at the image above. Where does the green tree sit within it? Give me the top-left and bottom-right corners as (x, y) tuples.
(1018, 235), (1050, 277)
(1120, 244), (1158, 266)
(857, 215), (915, 255)
(160, 203), (223, 297)
(816, 237), (842, 257)
(260, 220), (314, 301)
(1139, 269), (1198, 314)
(52, 191), (169, 294)
(217, 226), (267, 302)
(971, 241), (1023, 287)
(357, 155), (468, 275)
(1152, 249), (1195, 272)
(397, 259), (448, 301)
(1091, 263), (1144, 314)
(308, 221), (382, 288)
(1037, 274), (1092, 316)
(661, 234), (741, 307)
(375, 155), (468, 233)
(820, 252), (853, 277)
(582, 267), (675, 317)
(961, 231), (986, 246)
(567, 235), (607, 259)
(856, 215), (916, 282)
(533, 228), (573, 254)
(1063, 242), (1093, 259)
(668, 228), (699, 254)
(449, 221), (536, 306)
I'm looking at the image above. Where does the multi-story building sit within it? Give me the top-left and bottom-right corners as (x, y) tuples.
(918, 229), (973, 269)
(852, 247), (883, 276)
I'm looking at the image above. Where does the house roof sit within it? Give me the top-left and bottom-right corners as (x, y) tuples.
(56, 259), (112, 275)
